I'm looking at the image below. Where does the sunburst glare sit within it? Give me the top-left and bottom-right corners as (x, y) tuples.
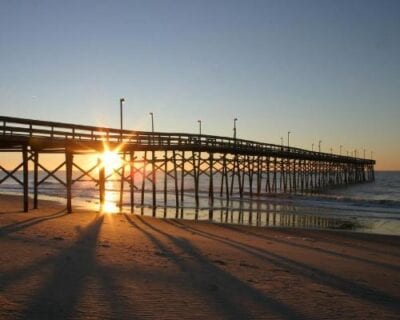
(99, 145), (124, 214)
(102, 150), (123, 172)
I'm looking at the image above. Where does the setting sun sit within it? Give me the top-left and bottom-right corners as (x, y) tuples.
(101, 150), (123, 172)
(99, 150), (123, 214)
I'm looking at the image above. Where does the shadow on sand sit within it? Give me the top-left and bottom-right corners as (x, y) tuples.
(166, 219), (400, 313)
(0, 209), (68, 236)
(125, 214), (307, 320)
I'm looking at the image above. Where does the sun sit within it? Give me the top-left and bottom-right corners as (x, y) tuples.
(98, 144), (125, 214)
(100, 150), (123, 214)
(101, 150), (123, 172)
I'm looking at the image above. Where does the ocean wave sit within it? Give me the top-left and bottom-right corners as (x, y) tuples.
(294, 194), (400, 209)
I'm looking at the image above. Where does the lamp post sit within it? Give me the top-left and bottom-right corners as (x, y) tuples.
(280, 137), (283, 146)
(318, 140), (322, 152)
(120, 98), (125, 140)
(330, 147), (333, 154)
(233, 118), (238, 139)
(363, 148), (366, 159)
(312, 143), (314, 151)
(149, 112), (154, 132)
(340, 145), (342, 155)
(197, 120), (202, 135)
(355, 149), (357, 158)
(287, 131), (291, 147)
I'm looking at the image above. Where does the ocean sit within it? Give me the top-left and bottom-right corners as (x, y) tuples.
(1, 171), (399, 236)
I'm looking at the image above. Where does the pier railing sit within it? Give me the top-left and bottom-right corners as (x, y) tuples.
(0, 116), (374, 164)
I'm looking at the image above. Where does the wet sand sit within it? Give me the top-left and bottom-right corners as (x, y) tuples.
(1, 194), (400, 319)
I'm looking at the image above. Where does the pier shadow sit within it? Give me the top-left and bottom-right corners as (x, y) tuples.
(168, 220), (400, 313)
(275, 228), (400, 258)
(125, 214), (307, 320)
(0, 209), (67, 236)
(216, 224), (400, 272)
(19, 214), (104, 319)
(0, 210), (30, 215)
(1, 213), (137, 319)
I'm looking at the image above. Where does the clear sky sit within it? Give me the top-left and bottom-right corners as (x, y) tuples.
(0, 0), (399, 170)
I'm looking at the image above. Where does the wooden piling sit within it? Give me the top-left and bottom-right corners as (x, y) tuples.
(172, 150), (179, 216)
(163, 151), (168, 217)
(99, 158), (105, 211)
(141, 151), (147, 210)
(209, 152), (214, 206)
(193, 151), (199, 207)
(66, 151), (73, 213)
(119, 152), (126, 212)
(130, 151), (135, 213)
(22, 145), (29, 212)
(33, 150), (39, 209)
(152, 150), (156, 215)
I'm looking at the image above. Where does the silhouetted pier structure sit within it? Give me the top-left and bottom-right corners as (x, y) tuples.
(0, 116), (375, 213)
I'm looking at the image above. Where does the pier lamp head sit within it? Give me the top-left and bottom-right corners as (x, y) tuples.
(120, 98), (125, 103)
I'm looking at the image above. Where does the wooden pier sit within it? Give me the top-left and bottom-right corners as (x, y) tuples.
(0, 116), (375, 213)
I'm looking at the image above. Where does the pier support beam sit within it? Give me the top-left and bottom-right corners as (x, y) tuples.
(130, 151), (135, 214)
(22, 145), (29, 212)
(119, 152), (126, 212)
(99, 158), (105, 211)
(152, 151), (156, 216)
(33, 150), (39, 209)
(66, 151), (73, 213)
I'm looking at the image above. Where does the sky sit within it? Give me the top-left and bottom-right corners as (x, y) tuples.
(0, 0), (399, 170)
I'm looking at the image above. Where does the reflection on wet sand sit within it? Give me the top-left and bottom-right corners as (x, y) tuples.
(129, 199), (359, 232)
(96, 185), (385, 234)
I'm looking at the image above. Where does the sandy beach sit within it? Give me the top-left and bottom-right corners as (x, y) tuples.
(0, 194), (399, 319)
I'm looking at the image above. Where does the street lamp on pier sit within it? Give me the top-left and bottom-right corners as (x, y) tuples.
(318, 140), (322, 153)
(197, 120), (202, 135)
(149, 112), (154, 132)
(233, 118), (238, 139)
(120, 98), (125, 140)
(287, 131), (291, 147)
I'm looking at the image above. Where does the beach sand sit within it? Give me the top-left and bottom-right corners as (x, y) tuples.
(0, 194), (399, 319)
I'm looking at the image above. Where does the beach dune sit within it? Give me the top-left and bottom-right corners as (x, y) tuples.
(0, 194), (399, 319)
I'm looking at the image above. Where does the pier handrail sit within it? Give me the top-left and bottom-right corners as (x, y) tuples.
(0, 115), (374, 164)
